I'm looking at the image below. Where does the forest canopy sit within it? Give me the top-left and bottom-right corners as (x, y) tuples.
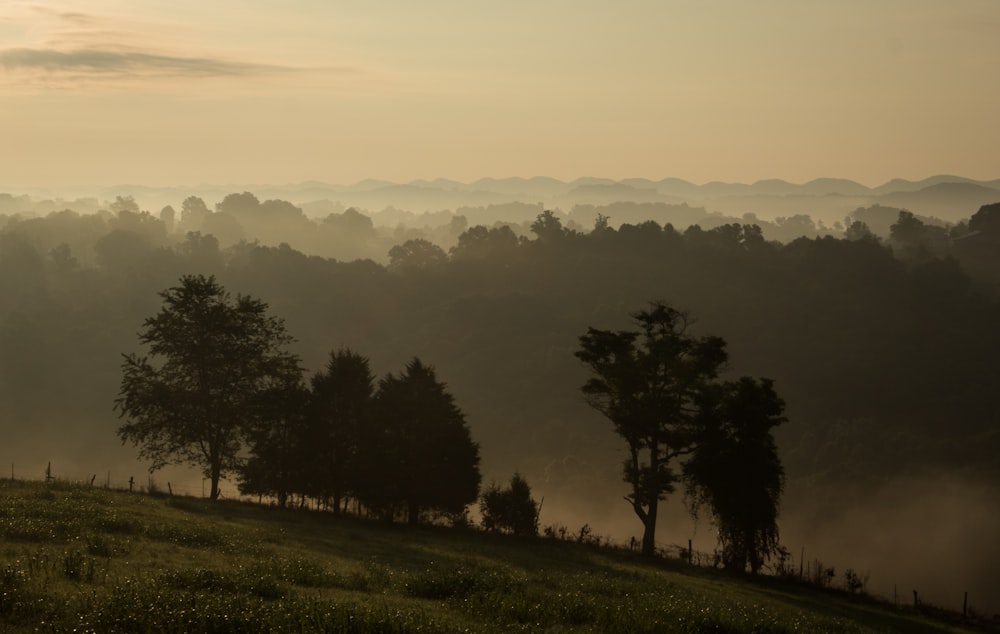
(1, 194), (998, 541)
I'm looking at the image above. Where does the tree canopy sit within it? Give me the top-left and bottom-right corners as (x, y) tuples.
(114, 274), (301, 500)
(360, 358), (481, 524)
(576, 303), (727, 555)
(684, 377), (786, 573)
(576, 302), (786, 568)
(304, 348), (376, 513)
(480, 472), (541, 537)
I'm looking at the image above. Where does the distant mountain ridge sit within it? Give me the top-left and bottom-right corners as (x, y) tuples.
(3, 175), (999, 225)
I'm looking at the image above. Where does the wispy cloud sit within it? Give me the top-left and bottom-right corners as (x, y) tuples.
(0, 5), (360, 90)
(0, 47), (288, 78)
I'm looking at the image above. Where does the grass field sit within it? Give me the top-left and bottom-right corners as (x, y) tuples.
(0, 479), (989, 633)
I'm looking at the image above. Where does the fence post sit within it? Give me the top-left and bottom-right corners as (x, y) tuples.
(129, 476), (134, 493)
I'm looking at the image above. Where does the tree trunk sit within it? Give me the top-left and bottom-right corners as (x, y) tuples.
(641, 496), (658, 556)
(209, 453), (222, 500)
(640, 443), (660, 556)
(407, 501), (420, 525)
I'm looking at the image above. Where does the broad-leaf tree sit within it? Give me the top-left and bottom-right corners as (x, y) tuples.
(575, 303), (728, 556)
(577, 303), (787, 564)
(114, 274), (300, 500)
(684, 377), (786, 573)
(387, 239), (448, 272)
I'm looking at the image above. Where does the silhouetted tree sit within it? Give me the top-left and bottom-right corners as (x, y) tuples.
(359, 358), (481, 524)
(844, 220), (876, 242)
(968, 202), (1000, 237)
(177, 232), (223, 273)
(159, 205), (176, 234)
(239, 375), (309, 507)
(683, 377), (785, 573)
(216, 191), (261, 218)
(953, 202), (1000, 294)
(109, 195), (140, 215)
(449, 225), (520, 261)
(178, 196), (210, 235)
(306, 348), (375, 513)
(890, 210), (948, 261)
(114, 274), (301, 500)
(480, 472), (540, 536)
(388, 238), (448, 272)
(323, 207), (376, 237)
(576, 303), (727, 556)
(529, 210), (566, 242)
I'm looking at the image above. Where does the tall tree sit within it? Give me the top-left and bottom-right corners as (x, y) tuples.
(359, 358), (481, 524)
(683, 377), (786, 573)
(575, 303), (728, 556)
(529, 210), (567, 242)
(178, 196), (211, 235)
(114, 274), (300, 500)
(306, 348), (375, 514)
(577, 303), (787, 563)
(238, 375), (309, 508)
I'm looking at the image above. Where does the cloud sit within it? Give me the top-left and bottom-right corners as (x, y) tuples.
(0, 47), (288, 79)
(0, 5), (367, 94)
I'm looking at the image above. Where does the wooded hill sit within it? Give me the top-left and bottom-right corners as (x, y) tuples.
(1, 197), (999, 611)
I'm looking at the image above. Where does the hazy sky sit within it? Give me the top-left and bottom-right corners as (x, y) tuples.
(2, 1), (998, 187)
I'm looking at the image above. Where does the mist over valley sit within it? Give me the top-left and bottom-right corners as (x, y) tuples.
(2, 177), (999, 617)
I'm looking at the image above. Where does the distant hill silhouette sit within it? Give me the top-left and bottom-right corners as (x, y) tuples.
(5, 174), (998, 227)
(876, 182), (1000, 220)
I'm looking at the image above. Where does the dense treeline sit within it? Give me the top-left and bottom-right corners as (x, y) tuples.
(1, 196), (999, 518)
(112, 273), (482, 523)
(112, 274), (783, 570)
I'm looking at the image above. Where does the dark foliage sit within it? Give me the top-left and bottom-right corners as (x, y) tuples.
(114, 275), (301, 500)
(480, 472), (540, 537)
(358, 358), (481, 524)
(238, 377), (309, 508)
(304, 348), (375, 513)
(575, 303), (730, 556)
(2, 199), (999, 560)
(683, 377), (786, 573)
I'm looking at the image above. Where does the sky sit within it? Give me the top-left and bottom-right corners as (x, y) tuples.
(1, 0), (998, 188)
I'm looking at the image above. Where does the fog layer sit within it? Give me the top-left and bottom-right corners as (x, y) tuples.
(1, 184), (998, 613)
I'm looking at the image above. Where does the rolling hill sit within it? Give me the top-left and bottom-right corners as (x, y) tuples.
(0, 479), (988, 633)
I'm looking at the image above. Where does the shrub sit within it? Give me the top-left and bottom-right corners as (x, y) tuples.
(479, 472), (540, 537)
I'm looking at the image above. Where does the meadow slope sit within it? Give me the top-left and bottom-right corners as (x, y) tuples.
(0, 480), (988, 633)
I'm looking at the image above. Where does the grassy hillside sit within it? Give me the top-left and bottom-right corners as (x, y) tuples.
(0, 480), (985, 633)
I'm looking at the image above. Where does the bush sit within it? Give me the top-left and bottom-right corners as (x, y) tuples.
(479, 472), (540, 537)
